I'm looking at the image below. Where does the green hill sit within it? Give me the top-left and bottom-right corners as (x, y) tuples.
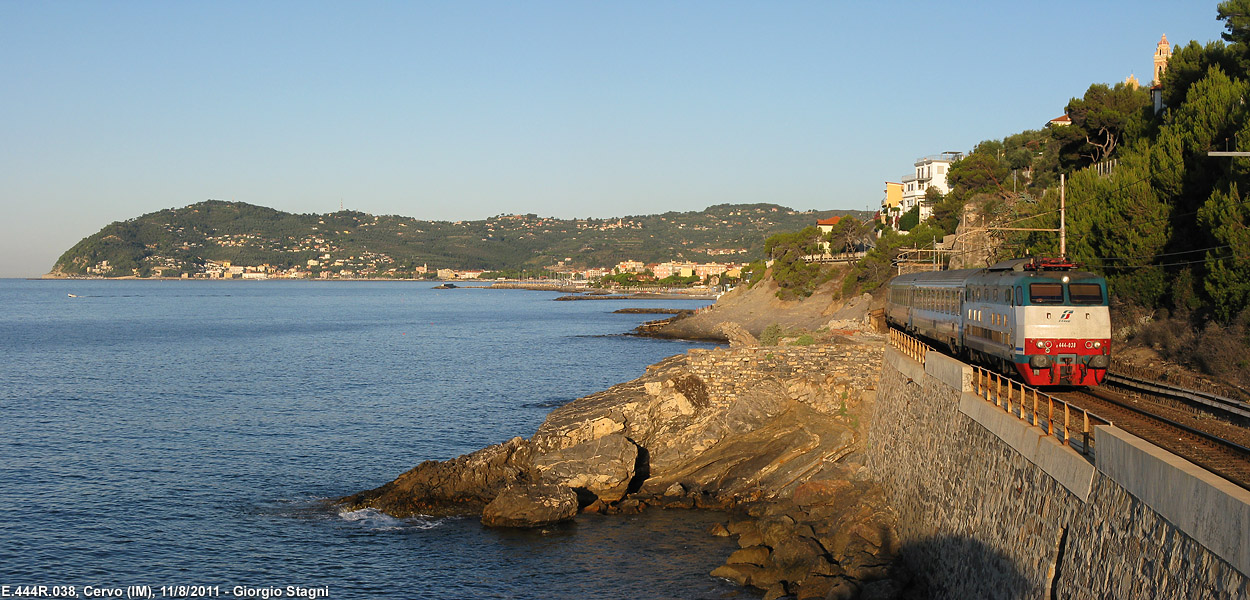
(51, 200), (863, 278)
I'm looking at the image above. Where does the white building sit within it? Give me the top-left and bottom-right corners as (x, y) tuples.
(897, 152), (963, 224)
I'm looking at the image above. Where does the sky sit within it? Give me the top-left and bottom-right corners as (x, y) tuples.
(0, 1), (1230, 277)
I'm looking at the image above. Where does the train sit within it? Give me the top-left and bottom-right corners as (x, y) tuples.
(884, 257), (1111, 386)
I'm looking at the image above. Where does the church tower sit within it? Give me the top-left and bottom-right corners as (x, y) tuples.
(1153, 34), (1172, 86)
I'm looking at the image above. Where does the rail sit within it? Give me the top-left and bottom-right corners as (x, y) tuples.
(1110, 358), (1250, 410)
(969, 366), (1112, 457)
(888, 329), (931, 366)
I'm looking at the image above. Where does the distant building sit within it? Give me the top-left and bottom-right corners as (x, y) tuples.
(881, 182), (903, 231)
(1153, 34), (1171, 86)
(1152, 34), (1173, 113)
(816, 216), (842, 235)
(887, 152), (962, 229)
(614, 260), (645, 274)
(1047, 114), (1072, 127)
(694, 263), (727, 278)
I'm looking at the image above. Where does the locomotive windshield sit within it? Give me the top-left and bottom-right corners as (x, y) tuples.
(1069, 283), (1105, 305)
(1029, 283), (1065, 304)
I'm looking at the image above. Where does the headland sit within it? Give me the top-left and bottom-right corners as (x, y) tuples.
(339, 274), (911, 598)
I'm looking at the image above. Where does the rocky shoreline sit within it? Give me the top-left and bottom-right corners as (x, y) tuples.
(340, 312), (912, 598)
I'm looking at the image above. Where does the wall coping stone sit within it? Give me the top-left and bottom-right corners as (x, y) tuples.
(884, 347), (924, 384)
(958, 393), (1096, 501)
(1095, 425), (1250, 576)
(924, 350), (972, 393)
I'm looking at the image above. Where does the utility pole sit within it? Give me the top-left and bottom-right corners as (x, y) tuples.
(1060, 174), (1067, 259)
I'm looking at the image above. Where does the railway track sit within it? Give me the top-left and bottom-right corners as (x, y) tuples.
(1106, 370), (1250, 423)
(1056, 386), (1250, 492)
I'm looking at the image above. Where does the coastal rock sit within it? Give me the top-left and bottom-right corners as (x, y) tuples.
(531, 433), (638, 503)
(710, 563), (763, 587)
(343, 333), (893, 599)
(338, 436), (533, 517)
(718, 322), (758, 347)
(709, 478), (907, 599)
(481, 481), (578, 528)
(727, 545), (771, 567)
(762, 583), (789, 600)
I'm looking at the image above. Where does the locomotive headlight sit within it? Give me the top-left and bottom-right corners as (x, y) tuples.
(1035, 340), (1045, 349)
(1093, 341), (1102, 348)
(1062, 276), (1070, 283)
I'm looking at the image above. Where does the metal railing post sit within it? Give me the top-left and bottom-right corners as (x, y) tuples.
(1032, 389), (1039, 427)
(1082, 411), (1090, 454)
(1063, 403), (1071, 446)
(1048, 396), (1054, 437)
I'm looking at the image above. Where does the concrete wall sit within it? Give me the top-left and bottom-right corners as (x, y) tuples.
(868, 347), (1248, 598)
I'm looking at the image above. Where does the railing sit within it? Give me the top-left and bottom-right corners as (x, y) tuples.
(889, 329), (930, 366)
(969, 366), (1111, 457)
(802, 251), (867, 264)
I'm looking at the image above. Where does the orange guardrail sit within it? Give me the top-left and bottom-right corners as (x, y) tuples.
(969, 365), (1111, 457)
(888, 328), (931, 366)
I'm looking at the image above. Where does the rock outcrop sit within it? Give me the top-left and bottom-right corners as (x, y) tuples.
(710, 477), (909, 599)
(340, 336), (902, 595)
(339, 436), (534, 517)
(531, 432), (638, 503)
(481, 481), (579, 528)
(719, 321), (759, 347)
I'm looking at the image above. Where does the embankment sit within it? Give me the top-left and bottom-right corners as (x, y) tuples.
(870, 346), (1249, 597)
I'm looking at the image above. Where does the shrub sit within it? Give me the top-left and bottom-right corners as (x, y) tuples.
(759, 324), (786, 346)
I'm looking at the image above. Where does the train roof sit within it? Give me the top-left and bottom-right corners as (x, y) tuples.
(890, 269), (980, 286)
(888, 258), (1105, 288)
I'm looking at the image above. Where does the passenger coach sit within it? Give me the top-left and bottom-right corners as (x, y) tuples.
(885, 258), (1111, 386)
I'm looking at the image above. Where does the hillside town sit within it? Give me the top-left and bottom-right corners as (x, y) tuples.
(80, 210), (869, 283)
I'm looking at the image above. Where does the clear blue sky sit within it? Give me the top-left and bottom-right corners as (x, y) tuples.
(0, 1), (1228, 277)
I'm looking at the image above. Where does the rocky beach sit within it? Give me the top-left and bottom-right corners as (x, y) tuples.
(341, 276), (912, 599)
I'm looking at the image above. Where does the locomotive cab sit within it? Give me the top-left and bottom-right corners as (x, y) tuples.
(1006, 259), (1111, 386)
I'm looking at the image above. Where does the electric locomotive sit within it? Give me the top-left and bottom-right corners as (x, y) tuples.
(885, 257), (1111, 386)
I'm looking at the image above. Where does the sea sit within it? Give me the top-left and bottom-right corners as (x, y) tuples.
(0, 279), (748, 600)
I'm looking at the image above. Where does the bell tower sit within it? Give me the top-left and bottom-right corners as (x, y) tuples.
(1153, 34), (1172, 86)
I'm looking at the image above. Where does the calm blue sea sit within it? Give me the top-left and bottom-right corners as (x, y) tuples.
(0, 280), (745, 599)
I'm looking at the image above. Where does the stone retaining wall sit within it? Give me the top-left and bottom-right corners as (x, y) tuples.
(868, 347), (1248, 598)
(677, 341), (885, 415)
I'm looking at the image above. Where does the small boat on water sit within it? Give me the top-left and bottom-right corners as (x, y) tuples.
(67, 294), (78, 298)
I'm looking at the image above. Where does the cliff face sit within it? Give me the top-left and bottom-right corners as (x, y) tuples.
(341, 335), (912, 597)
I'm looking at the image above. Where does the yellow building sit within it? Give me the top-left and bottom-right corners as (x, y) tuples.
(881, 181), (904, 229)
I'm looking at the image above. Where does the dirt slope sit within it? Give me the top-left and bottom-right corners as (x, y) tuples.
(649, 270), (876, 342)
